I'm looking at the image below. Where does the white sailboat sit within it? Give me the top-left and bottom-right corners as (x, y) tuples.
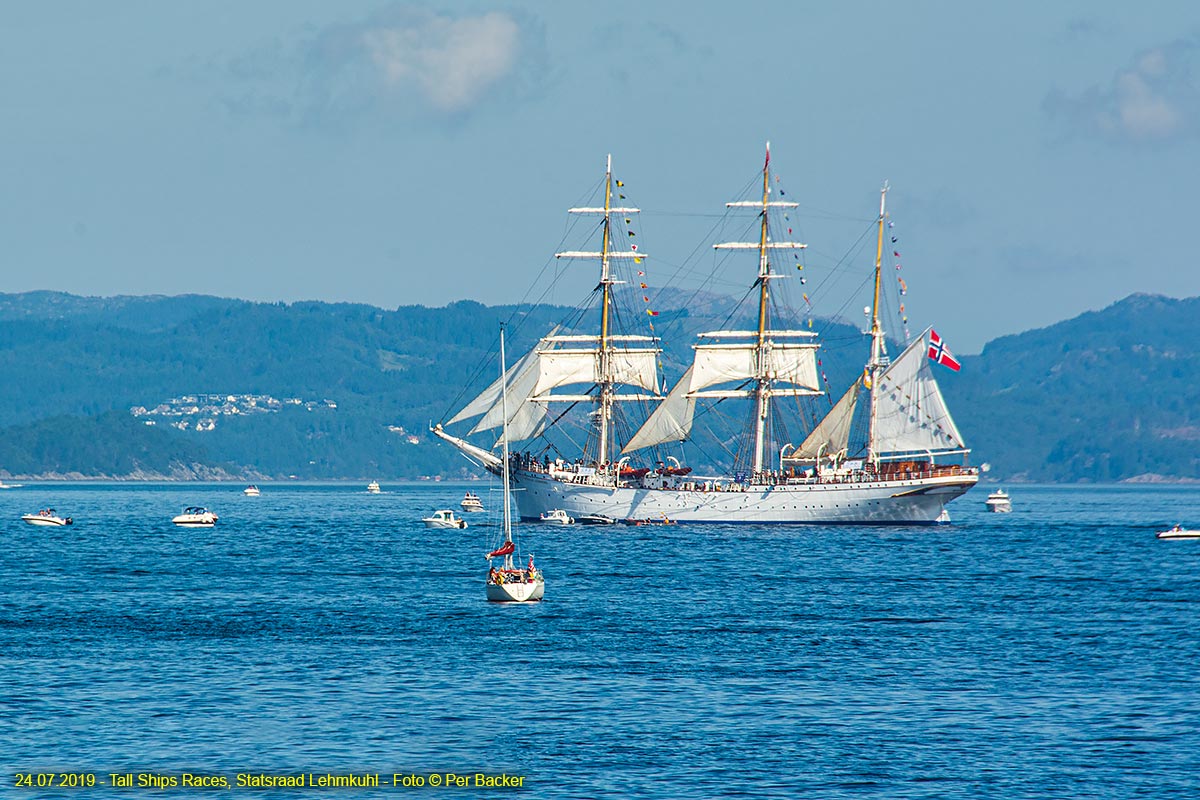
(435, 148), (977, 524)
(486, 325), (544, 602)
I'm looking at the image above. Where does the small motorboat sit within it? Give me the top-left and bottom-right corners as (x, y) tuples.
(985, 489), (1012, 513)
(539, 509), (574, 525)
(22, 509), (72, 526)
(422, 509), (468, 529)
(460, 492), (485, 513)
(172, 507), (218, 527)
(1157, 525), (1200, 540)
(577, 514), (616, 525)
(367, 481), (381, 494)
(243, 485), (261, 496)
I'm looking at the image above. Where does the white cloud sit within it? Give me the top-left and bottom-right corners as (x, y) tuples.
(362, 11), (520, 113)
(1044, 38), (1200, 144)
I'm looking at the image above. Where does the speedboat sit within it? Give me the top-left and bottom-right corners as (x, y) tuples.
(577, 513), (616, 525)
(172, 507), (218, 527)
(22, 509), (72, 526)
(1157, 525), (1200, 540)
(422, 509), (468, 529)
(461, 492), (485, 512)
(626, 515), (677, 526)
(539, 509), (574, 525)
(367, 481), (381, 494)
(985, 489), (1012, 513)
(243, 485), (261, 496)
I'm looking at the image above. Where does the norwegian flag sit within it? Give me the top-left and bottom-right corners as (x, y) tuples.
(927, 329), (961, 371)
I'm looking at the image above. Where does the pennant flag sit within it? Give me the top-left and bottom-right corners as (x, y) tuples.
(619, 194), (626, 199)
(630, 244), (638, 251)
(646, 309), (659, 317)
(624, 218), (631, 224)
(628, 231), (636, 237)
(927, 329), (961, 371)
(800, 277), (807, 284)
(891, 236), (897, 243)
(643, 296), (650, 302)
(893, 250), (900, 257)
(638, 270), (644, 276)
(640, 282), (647, 289)
(802, 293), (810, 305)
(895, 264), (902, 270)
(779, 189), (786, 196)
(634, 257), (643, 263)
(898, 277), (907, 295)
(788, 228), (793, 234)
(888, 221), (895, 228)
(616, 180), (624, 187)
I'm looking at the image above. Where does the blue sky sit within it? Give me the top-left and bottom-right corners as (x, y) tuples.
(1, 1), (1197, 351)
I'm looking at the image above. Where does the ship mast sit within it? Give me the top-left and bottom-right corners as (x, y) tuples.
(499, 324), (514, 572)
(865, 182), (889, 466)
(597, 155), (616, 467)
(555, 156), (646, 475)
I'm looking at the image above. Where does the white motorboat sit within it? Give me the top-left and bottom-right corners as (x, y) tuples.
(422, 509), (468, 529)
(243, 485), (261, 496)
(0, 480), (23, 489)
(1157, 525), (1200, 540)
(539, 508), (574, 526)
(985, 489), (1012, 513)
(485, 326), (544, 603)
(172, 507), (218, 527)
(367, 481), (381, 494)
(22, 509), (72, 526)
(460, 492), (485, 512)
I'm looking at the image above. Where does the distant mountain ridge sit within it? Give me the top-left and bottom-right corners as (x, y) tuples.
(0, 290), (1194, 482)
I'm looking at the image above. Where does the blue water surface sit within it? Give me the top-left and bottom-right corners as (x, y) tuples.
(1, 482), (1198, 799)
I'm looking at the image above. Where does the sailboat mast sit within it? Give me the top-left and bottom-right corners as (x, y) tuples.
(499, 324), (514, 571)
(598, 154), (615, 469)
(752, 143), (773, 475)
(866, 182), (889, 465)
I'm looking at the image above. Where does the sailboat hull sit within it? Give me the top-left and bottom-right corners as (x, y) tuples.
(508, 469), (977, 525)
(486, 578), (545, 602)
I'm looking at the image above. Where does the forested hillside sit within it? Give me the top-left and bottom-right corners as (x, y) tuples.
(0, 290), (1194, 482)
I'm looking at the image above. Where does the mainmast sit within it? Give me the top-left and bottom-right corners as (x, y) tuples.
(865, 182), (890, 466)
(714, 142), (804, 475)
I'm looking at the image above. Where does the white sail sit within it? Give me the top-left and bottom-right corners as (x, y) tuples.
(691, 338), (819, 393)
(790, 378), (862, 460)
(621, 365), (697, 453)
(449, 327), (558, 426)
(531, 347), (659, 398)
(471, 346), (544, 435)
(872, 332), (966, 455)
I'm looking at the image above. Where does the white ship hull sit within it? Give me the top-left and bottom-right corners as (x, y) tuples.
(508, 469), (976, 524)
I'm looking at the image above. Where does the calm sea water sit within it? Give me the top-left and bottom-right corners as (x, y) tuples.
(1, 482), (1198, 799)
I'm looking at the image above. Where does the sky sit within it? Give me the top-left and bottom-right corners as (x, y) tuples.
(1, 1), (1198, 352)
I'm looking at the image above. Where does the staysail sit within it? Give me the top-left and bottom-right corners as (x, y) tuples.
(870, 329), (966, 455)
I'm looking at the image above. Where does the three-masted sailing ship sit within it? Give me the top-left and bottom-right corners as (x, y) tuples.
(435, 148), (978, 524)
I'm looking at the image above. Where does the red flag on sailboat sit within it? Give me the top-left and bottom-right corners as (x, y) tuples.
(927, 329), (961, 371)
(487, 541), (515, 558)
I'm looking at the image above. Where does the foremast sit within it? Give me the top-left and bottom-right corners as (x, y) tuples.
(555, 155), (650, 468)
(865, 182), (890, 466)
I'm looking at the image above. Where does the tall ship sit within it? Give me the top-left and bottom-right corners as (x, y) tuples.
(434, 148), (977, 523)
